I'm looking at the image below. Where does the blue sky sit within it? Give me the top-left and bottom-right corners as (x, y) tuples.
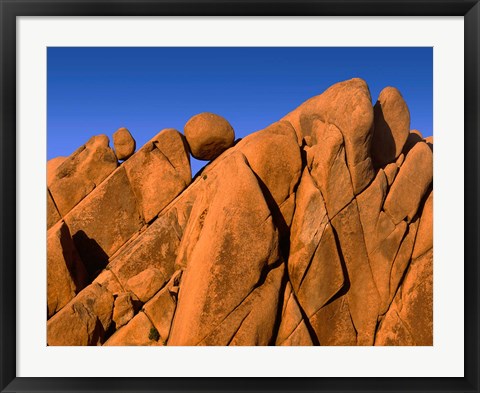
(48, 47), (433, 176)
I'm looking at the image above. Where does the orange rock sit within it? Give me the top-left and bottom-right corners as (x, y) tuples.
(412, 191), (433, 259)
(107, 190), (195, 289)
(384, 141), (433, 224)
(47, 156), (66, 187)
(64, 167), (143, 277)
(236, 121), (302, 207)
(154, 128), (192, 187)
(225, 263), (284, 346)
(371, 87), (410, 167)
(387, 218), (418, 313)
(46, 80), (434, 347)
(194, 263), (285, 346)
(396, 153), (405, 167)
(93, 270), (124, 296)
(279, 193), (296, 227)
(123, 129), (191, 223)
(47, 189), (61, 229)
(308, 122), (354, 217)
(168, 153), (280, 345)
(309, 297), (357, 345)
(384, 162), (399, 186)
(331, 200), (380, 345)
(143, 274), (179, 343)
(47, 221), (88, 318)
(49, 135), (118, 216)
(402, 130), (424, 155)
(288, 169), (344, 317)
(283, 78), (375, 194)
(375, 249), (433, 345)
(112, 292), (135, 329)
(184, 112), (235, 161)
(126, 267), (167, 303)
(113, 127), (136, 160)
(425, 135), (433, 151)
(104, 312), (162, 346)
(47, 282), (114, 345)
(276, 283), (313, 346)
(356, 170), (389, 254)
(356, 169), (409, 312)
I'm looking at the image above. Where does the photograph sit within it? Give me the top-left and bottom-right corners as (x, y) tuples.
(46, 46), (433, 346)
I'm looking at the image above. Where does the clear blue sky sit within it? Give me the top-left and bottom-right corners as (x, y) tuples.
(48, 47), (433, 176)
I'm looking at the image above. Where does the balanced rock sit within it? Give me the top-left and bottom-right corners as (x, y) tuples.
(184, 112), (235, 161)
(113, 127), (136, 160)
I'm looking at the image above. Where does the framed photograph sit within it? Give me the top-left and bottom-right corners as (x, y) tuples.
(1, 0), (478, 392)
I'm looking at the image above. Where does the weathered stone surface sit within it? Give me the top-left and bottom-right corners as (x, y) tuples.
(47, 189), (61, 229)
(104, 312), (162, 346)
(276, 282), (313, 346)
(47, 221), (88, 318)
(331, 200), (380, 345)
(143, 273), (180, 343)
(64, 167), (144, 277)
(195, 263), (285, 346)
(113, 127), (136, 160)
(126, 267), (167, 303)
(387, 218), (418, 314)
(184, 112), (235, 161)
(124, 129), (191, 223)
(113, 292), (135, 328)
(236, 121), (302, 207)
(288, 169), (344, 318)
(384, 163), (399, 186)
(375, 249), (433, 345)
(371, 87), (410, 167)
(396, 153), (405, 167)
(49, 135), (118, 216)
(153, 128), (192, 187)
(283, 78), (375, 194)
(309, 297), (357, 345)
(308, 122), (354, 217)
(412, 191), (433, 259)
(93, 269), (124, 296)
(108, 188), (196, 288)
(47, 283), (114, 345)
(46, 79), (433, 347)
(168, 153), (280, 345)
(47, 156), (67, 187)
(356, 169), (408, 312)
(384, 141), (433, 224)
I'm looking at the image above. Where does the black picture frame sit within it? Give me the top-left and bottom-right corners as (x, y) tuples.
(1, 1), (478, 392)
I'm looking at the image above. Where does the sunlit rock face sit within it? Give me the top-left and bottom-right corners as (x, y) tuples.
(46, 78), (433, 346)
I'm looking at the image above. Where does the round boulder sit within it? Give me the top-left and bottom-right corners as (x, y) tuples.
(113, 127), (136, 160)
(184, 113), (235, 161)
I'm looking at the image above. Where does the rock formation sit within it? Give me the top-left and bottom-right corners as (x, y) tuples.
(184, 112), (235, 160)
(46, 78), (433, 346)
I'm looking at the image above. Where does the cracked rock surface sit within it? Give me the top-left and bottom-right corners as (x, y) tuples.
(46, 78), (433, 346)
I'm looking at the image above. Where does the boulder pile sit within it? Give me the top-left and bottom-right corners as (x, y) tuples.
(46, 78), (433, 346)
